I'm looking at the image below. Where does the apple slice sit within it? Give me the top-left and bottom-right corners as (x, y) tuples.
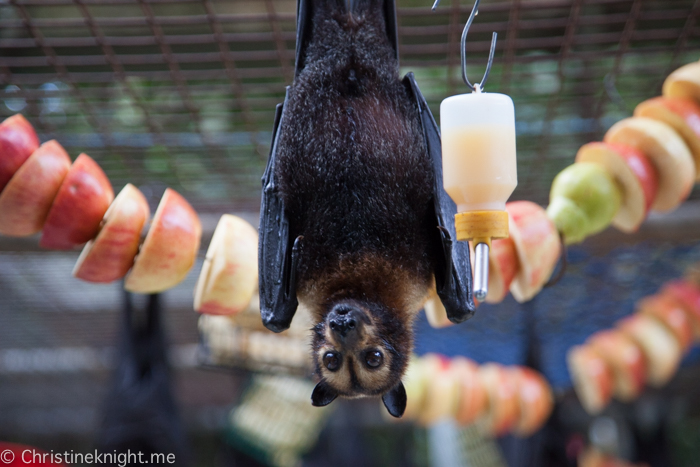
(485, 237), (519, 304)
(587, 330), (646, 402)
(0, 140), (71, 236)
(661, 280), (700, 339)
(507, 201), (561, 303)
(575, 142), (659, 233)
(663, 61), (700, 104)
(478, 363), (520, 436)
(0, 114), (40, 192)
(637, 294), (693, 353)
(124, 188), (201, 293)
(423, 288), (454, 329)
(73, 183), (150, 283)
(567, 345), (614, 415)
(418, 354), (461, 426)
(511, 366), (554, 437)
(635, 97), (700, 180)
(39, 153), (115, 250)
(194, 214), (258, 315)
(400, 356), (430, 421)
(452, 356), (487, 426)
(604, 117), (695, 212)
(618, 314), (682, 387)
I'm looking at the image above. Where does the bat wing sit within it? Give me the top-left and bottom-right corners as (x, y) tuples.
(258, 100), (302, 333)
(403, 73), (477, 323)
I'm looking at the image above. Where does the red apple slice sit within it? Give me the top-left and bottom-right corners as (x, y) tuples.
(0, 114), (40, 192)
(567, 345), (614, 415)
(73, 183), (150, 283)
(506, 201), (561, 303)
(604, 117), (695, 212)
(0, 140), (71, 236)
(452, 356), (487, 426)
(478, 363), (520, 436)
(418, 354), (461, 426)
(635, 97), (700, 180)
(637, 294), (693, 353)
(485, 237), (519, 304)
(663, 61), (700, 104)
(661, 280), (700, 339)
(39, 153), (114, 250)
(124, 188), (202, 293)
(194, 214), (258, 315)
(512, 366), (554, 437)
(575, 142), (659, 233)
(618, 314), (682, 387)
(587, 330), (646, 402)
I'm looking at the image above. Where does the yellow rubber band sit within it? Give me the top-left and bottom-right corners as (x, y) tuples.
(455, 211), (509, 243)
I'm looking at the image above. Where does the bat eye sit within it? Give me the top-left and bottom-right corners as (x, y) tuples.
(323, 352), (341, 372)
(365, 350), (383, 369)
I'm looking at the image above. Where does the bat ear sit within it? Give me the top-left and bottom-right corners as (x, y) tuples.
(311, 380), (339, 407)
(382, 381), (407, 418)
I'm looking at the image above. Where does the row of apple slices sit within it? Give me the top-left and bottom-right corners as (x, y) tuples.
(567, 276), (700, 415)
(395, 353), (554, 438)
(0, 114), (201, 293)
(547, 61), (700, 246)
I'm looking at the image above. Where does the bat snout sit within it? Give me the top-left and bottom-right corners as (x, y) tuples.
(327, 303), (367, 343)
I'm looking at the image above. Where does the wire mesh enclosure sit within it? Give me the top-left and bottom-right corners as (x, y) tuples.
(2, 0), (699, 213)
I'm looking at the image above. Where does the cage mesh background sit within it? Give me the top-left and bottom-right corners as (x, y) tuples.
(2, 0), (699, 213)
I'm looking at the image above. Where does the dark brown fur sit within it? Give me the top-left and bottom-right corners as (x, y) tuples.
(276, 0), (437, 402)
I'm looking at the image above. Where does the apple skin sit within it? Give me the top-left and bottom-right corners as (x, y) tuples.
(452, 356), (487, 426)
(0, 114), (40, 192)
(637, 294), (693, 353)
(546, 196), (589, 245)
(477, 363), (520, 436)
(73, 183), (150, 283)
(194, 214), (258, 315)
(587, 330), (646, 402)
(575, 142), (659, 233)
(0, 140), (71, 236)
(125, 188), (202, 293)
(635, 96), (700, 180)
(604, 117), (695, 212)
(661, 280), (700, 339)
(617, 314), (682, 387)
(549, 162), (622, 238)
(39, 153), (115, 250)
(567, 345), (614, 415)
(484, 237), (519, 304)
(507, 201), (561, 303)
(511, 366), (554, 437)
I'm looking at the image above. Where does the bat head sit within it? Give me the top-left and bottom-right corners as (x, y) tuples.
(310, 300), (410, 417)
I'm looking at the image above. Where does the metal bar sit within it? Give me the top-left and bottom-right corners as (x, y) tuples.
(74, 0), (165, 146)
(264, 0), (294, 85)
(662, 0), (700, 87)
(592, 0), (642, 127)
(200, 0), (260, 154)
(446, 0), (461, 96)
(499, 0), (521, 94)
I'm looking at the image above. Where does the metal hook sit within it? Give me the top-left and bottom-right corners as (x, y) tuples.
(432, 0), (498, 92)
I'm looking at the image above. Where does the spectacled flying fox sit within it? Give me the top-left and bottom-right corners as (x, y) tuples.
(258, 0), (476, 418)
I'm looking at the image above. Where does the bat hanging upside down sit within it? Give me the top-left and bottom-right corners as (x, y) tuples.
(259, 0), (476, 417)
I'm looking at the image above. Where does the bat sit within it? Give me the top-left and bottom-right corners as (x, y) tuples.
(259, 0), (476, 418)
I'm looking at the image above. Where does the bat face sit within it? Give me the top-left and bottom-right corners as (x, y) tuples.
(310, 300), (410, 417)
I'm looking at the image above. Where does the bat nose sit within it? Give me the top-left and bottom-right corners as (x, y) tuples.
(329, 316), (357, 337)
